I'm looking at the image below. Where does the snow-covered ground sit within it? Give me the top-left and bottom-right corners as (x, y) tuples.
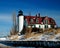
(0, 38), (7, 41)
(0, 32), (60, 41)
(18, 32), (60, 41)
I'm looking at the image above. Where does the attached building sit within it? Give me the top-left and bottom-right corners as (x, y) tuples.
(17, 10), (57, 33)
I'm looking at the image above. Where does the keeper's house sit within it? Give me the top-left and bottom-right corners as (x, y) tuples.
(17, 10), (57, 32)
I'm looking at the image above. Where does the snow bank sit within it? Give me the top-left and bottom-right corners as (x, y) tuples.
(0, 38), (7, 41)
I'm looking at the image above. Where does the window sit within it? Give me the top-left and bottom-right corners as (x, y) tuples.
(34, 25), (36, 28)
(39, 25), (40, 28)
(36, 19), (39, 23)
(45, 25), (48, 28)
(30, 19), (34, 23)
(44, 20), (48, 24)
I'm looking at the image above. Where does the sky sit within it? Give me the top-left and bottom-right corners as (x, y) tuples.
(0, 0), (60, 36)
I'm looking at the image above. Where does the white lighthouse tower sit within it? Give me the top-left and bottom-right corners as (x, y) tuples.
(18, 10), (24, 34)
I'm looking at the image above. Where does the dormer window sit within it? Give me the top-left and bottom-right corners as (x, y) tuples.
(43, 20), (48, 24)
(36, 19), (39, 23)
(30, 19), (34, 23)
(45, 20), (48, 24)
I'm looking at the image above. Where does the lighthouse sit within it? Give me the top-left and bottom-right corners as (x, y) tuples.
(17, 10), (24, 34)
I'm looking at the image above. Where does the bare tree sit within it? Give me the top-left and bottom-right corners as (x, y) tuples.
(10, 11), (18, 35)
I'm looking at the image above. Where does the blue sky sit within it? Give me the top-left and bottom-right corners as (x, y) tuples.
(0, 0), (60, 36)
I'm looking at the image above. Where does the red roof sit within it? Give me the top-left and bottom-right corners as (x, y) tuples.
(24, 16), (56, 25)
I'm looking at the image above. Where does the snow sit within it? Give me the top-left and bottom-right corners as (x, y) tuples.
(18, 32), (60, 41)
(0, 32), (60, 41)
(0, 38), (7, 41)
